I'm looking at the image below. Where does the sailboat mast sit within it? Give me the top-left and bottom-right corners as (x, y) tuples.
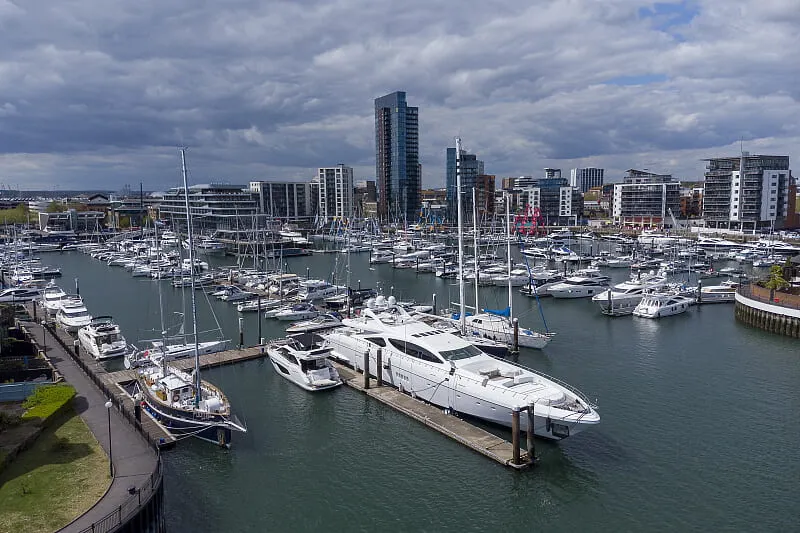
(179, 148), (202, 406)
(155, 222), (167, 376)
(506, 193), (513, 321)
(472, 187), (479, 314)
(456, 137), (466, 333)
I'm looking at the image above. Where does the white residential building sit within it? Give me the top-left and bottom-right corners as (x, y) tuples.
(317, 165), (354, 220)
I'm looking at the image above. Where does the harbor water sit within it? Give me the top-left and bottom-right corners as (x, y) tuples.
(47, 249), (799, 531)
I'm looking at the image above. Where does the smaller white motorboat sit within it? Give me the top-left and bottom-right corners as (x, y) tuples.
(77, 316), (128, 360)
(633, 294), (694, 318)
(266, 338), (342, 391)
(285, 313), (343, 333)
(274, 303), (319, 321)
(237, 298), (284, 312)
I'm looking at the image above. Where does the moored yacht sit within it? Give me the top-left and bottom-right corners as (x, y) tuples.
(592, 273), (668, 316)
(266, 338), (342, 391)
(0, 286), (40, 303)
(56, 295), (92, 333)
(548, 270), (610, 298)
(41, 282), (67, 317)
(322, 309), (599, 439)
(699, 280), (738, 304)
(77, 316), (128, 360)
(124, 338), (230, 369)
(298, 279), (346, 301)
(632, 294), (694, 318)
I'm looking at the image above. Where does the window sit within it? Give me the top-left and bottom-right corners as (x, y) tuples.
(388, 339), (442, 363)
(440, 344), (482, 361)
(366, 337), (386, 347)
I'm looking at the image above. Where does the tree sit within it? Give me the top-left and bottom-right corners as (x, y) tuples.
(45, 201), (66, 213)
(764, 265), (789, 291)
(0, 203), (31, 225)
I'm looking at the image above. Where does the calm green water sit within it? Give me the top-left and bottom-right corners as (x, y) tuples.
(47, 249), (800, 532)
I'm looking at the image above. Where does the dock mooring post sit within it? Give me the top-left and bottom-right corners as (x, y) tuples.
(696, 280), (702, 304)
(432, 293), (436, 315)
(363, 351), (370, 389)
(376, 348), (383, 387)
(73, 339), (80, 357)
(238, 317), (244, 349)
(513, 318), (519, 353)
(511, 407), (521, 466)
(527, 403), (536, 463)
(32, 300), (37, 321)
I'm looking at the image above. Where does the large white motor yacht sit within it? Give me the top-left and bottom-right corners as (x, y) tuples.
(323, 308), (599, 439)
(548, 270), (610, 299)
(699, 280), (738, 303)
(266, 338), (342, 391)
(56, 296), (92, 333)
(77, 316), (128, 360)
(632, 294), (694, 318)
(592, 273), (668, 316)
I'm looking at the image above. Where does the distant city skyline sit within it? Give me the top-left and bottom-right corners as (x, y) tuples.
(0, 1), (797, 190)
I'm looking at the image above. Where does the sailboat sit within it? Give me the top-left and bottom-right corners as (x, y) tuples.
(124, 222), (229, 369)
(135, 148), (246, 447)
(449, 162), (555, 350)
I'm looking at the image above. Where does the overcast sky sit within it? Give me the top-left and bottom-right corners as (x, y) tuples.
(1, 0), (798, 191)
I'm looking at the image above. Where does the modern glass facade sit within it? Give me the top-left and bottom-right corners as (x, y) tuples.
(570, 167), (605, 193)
(446, 147), (484, 221)
(375, 91), (420, 222)
(249, 181), (311, 221)
(158, 183), (258, 232)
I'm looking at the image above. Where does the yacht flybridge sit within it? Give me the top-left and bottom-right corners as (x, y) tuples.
(322, 308), (599, 439)
(77, 316), (128, 360)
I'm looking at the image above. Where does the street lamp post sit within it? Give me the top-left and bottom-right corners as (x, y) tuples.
(40, 320), (46, 355)
(104, 400), (113, 477)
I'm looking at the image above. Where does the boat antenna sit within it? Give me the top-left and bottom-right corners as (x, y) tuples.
(180, 147), (202, 408)
(455, 137), (466, 334)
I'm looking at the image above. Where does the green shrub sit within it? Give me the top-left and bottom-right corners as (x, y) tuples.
(21, 385), (76, 422)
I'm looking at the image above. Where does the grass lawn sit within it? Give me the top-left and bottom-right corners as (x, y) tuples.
(0, 409), (110, 533)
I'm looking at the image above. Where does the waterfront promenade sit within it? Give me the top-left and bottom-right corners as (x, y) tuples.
(20, 317), (160, 532)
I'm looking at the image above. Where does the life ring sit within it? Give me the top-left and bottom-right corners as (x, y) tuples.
(172, 392), (179, 403)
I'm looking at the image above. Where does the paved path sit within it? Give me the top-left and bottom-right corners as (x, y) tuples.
(21, 320), (159, 533)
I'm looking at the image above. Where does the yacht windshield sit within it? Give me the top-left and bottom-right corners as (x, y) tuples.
(440, 344), (481, 361)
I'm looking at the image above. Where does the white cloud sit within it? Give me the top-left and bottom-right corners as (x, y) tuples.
(0, 0), (797, 190)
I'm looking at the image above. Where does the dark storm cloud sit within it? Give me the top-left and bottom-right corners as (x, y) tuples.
(0, 0), (798, 189)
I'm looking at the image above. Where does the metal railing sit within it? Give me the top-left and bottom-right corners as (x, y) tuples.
(738, 284), (800, 310)
(76, 457), (163, 533)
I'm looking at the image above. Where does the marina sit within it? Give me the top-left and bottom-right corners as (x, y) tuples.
(6, 231), (800, 531)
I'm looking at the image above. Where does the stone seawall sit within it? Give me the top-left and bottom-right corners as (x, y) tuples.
(735, 295), (800, 339)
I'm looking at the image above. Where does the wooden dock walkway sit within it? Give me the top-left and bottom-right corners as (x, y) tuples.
(332, 363), (534, 469)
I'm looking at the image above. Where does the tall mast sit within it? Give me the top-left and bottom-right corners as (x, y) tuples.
(506, 193), (513, 321)
(456, 137), (465, 334)
(180, 148), (202, 407)
(472, 187), (479, 314)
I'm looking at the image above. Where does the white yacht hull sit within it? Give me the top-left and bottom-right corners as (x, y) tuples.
(267, 353), (342, 391)
(323, 333), (597, 439)
(549, 285), (606, 298)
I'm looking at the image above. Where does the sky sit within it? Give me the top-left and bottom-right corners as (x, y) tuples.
(0, 0), (798, 191)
